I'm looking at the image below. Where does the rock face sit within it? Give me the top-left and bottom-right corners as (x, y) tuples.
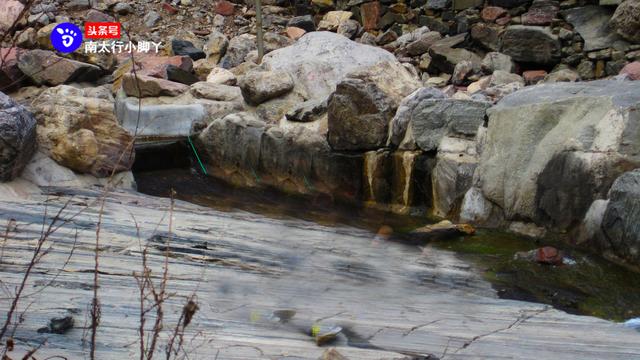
(261, 32), (398, 101)
(394, 99), (490, 151)
(471, 80), (640, 231)
(197, 112), (362, 200)
(611, 0), (640, 43)
(602, 169), (640, 265)
(33, 86), (135, 177)
(0, 92), (37, 182)
(18, 50), (103, 86)
(499, 25), (560, 64)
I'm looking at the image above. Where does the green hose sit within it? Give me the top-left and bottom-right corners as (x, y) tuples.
(187, 136), (208, 176)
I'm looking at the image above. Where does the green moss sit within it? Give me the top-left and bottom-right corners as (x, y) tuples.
(433, 230), (640, 322)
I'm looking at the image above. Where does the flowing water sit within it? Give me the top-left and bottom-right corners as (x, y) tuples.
(135, 167), (640, 322)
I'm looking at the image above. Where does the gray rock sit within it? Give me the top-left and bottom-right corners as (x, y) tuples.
(602, 169), (640, 265)
(475, 80), (640, 229)
(404, 31), (443, 56)
(143, 10), (161, 27)
(471, 23), (501, 52)
(387, 87), (446, 149)
(610, 0), (640, 43)
(261, 31), (397, 101)
(113, 3), (133, 15)
(481, 52), (516, 73)
(327, 78), (396, 151)
(337, 19), (360, 39)
(220, 34), (257, 69)
(18, 49), (103, 86)
(401, 99), (490, 151)
(562, 6), (630, 52)
(426, 0), (451, 9)
(500, 25), (561, 65)
(429, 44), (483, 74)
(238, 69), (294, 105)
(0, 92), (37, 182)
(489, 70), (524, 86)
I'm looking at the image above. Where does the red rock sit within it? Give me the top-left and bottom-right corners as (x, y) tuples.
(521, 0), (559, 26)
(495, 14), (511, 26)
(481, 6), (507, 22)
(523, 70), (547, 84)
(286, 26), (306, 40)
(215, 0), (235, 16)
(620, 61), (640, 80)
(0, 47), (25, 92)
(535, 246), (563, 265)
(116, 53), (194, 79)
(162, 3), (179, 15)
(360, 1), (382, 31)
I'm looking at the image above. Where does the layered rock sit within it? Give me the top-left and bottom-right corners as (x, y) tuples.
(0, 92), (37, 182)
(466, 80), (640, 233)
(33, 85), (135, 177)
(197, 112), (362, 200)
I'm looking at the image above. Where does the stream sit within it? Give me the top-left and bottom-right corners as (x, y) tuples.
(134, 167), (640, 323)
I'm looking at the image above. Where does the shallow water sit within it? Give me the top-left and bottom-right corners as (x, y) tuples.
(135, 168), (640, 322)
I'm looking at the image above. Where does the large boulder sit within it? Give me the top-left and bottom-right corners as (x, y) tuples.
(18, 50), (103, 86)
(387, 87), (446, 148)
(327, 61), (421, 151)
(196, 112), (362, 200)
(472, 80), (640, 230)
(261, 31), (398, 101)
(611, 0), (640, 43)
(327, 79), (396, 151)
(0, 92), (37, 182)
(32, 85), (135, 177)
(392, 99), (490, 151)
(499, 26), (561, 65)
(601, 169), (640, 265)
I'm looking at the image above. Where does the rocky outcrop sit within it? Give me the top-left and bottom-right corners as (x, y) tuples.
(197, 112), (362, 200)
(391, 98), (490, 151)
(601, 170), (640, 265)
(33, 85), (135, 177)
(465, 80), (640, 233)
(0, 92), (37, 182)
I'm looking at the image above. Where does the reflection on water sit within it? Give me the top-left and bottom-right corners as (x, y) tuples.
(135, 168), (640, 321)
